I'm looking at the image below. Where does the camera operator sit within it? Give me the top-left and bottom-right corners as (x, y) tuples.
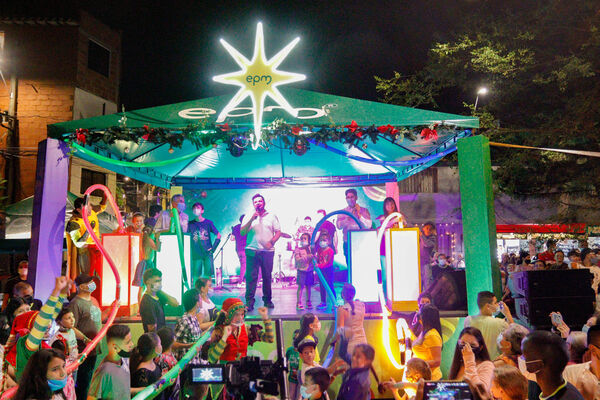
(206, 297), (274, 399)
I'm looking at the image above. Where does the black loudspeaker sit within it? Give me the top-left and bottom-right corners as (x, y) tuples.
(512, 270), (592, 298)
(511, 270), (595, 329)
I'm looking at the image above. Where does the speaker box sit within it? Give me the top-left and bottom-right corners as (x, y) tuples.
(511, 269), (592, 298)
(515, 295), (594, 329)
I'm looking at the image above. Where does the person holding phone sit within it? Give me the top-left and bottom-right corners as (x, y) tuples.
(449, 327), (495, 391)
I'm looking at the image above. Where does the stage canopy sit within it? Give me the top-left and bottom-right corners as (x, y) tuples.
(48, 88), (478, 189)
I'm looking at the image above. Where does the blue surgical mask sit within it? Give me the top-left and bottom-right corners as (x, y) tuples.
(301, 241), (309, 247)
(87, 281), (96, 293)
(438, 259), (446, 267)
(177, 202), (186, 212)
(319, 241), (328, 249)
(300, 386), (312, 399)
(47, 376), (68, 391)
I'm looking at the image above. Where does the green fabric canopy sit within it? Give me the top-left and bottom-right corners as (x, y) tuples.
(48, 88), (478, 189)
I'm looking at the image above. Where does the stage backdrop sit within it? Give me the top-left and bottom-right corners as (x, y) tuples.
(182, 185), (390, 277)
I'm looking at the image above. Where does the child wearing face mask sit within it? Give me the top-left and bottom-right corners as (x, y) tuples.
(13, 348), (70, 400)
(301, 366), (331, 400)
(295, 233), (315, 310)
(315, 231), (335, 310)
(130, 332), (164, 399)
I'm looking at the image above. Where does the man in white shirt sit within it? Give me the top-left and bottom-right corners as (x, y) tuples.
(241, 194), (281, 311)
(155, 194), (189, 233)
(564, 325), (600, 400)
(464, 290), (514, 360)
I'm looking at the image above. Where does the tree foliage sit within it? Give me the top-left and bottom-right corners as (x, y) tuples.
(375, 1), (600, 202)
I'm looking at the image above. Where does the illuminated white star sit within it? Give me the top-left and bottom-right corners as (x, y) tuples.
(213, 22), (306, 149)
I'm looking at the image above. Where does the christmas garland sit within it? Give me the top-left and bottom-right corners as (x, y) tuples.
(66, 120), (461, 153)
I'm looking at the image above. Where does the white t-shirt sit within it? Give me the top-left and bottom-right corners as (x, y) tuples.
(242, 211), (280, 251)
(198, 297), (216, 323)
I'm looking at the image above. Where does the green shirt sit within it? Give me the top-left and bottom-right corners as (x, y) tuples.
(15, 335), (35, 380)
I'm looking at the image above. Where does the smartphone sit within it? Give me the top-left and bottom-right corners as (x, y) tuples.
(551, 312), (563, 326)
(191, 366), (225, 384)
(423, 381), (473, 400)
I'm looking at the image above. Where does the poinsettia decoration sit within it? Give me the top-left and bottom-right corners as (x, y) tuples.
(420, 124), (439, 141)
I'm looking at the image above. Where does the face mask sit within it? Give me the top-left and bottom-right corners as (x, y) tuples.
(301, 241), (309, 247)
(152, 283), (162, 293)
(319, 241), (328, 249)
(117, 345), (131, 358)
(438, 259), (446, 267)
(300, 385), (315, 399)
(87, 281), (96, 293)
(193, 208), (202, 216)
(176, 202), (186, 212)
(22, 295), (34, 305)
(47, 376), (68, 391)
(231, 320), (244, 327)
(592, 257), (599, 264)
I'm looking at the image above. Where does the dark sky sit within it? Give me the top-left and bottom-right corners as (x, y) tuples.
(11, 0), (468, 110)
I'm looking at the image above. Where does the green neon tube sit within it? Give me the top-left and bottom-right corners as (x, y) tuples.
(71, 141), (220, 168)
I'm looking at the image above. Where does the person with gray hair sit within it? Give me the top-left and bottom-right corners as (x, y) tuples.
(495, 323), (530, 368)
(155, 194), (189, 233)
(566, 331), (587, 364)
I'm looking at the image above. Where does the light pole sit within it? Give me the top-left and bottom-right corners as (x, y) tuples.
(474, 87), (488, 111)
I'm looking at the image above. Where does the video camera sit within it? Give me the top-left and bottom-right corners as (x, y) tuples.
(183, 319), (289, 400)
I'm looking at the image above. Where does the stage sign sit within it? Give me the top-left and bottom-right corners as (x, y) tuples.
(156, 234), (191, 303)
(385, 228), (420, 311)
(348, 230), (380, 303)
(101, 233), (141, 315)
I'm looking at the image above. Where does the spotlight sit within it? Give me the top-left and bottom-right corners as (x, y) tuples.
(292, 136), (309, 156)
(228, 136), (247, 157)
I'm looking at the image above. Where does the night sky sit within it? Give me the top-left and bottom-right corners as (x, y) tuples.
(9, 0), (470, 111)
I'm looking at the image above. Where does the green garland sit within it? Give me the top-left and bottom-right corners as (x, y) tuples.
(68, 120), (463, 151)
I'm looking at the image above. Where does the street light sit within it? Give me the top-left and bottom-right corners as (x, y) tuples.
(474, 87), (488, 111)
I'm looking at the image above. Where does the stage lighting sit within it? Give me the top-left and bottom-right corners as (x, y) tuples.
(228, 136), (247, 157)
(292, 136), (309, 156)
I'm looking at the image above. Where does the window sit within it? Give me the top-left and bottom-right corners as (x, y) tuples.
(87, 39), (110, 77)
(80, 168), (106, 193)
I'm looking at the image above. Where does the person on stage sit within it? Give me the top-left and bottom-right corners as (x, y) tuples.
(377, 197), (407, 265)
(188, 202), (221, 283)
(336, 189), (372, 266)
(155, 194), (188, 233)
(295, 216), (314, 245)
(241, 194), (281, 311)
(229, 215), (247, 284)
(66, 194), (107, 282)
(316, 209), (338, 254)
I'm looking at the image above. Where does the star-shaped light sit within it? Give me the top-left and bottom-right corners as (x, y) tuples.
(213, 22), (306, 149)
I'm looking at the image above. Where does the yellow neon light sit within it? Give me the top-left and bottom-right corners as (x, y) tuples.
(377, 212), (407, 370)
(213, 22), (306, 149)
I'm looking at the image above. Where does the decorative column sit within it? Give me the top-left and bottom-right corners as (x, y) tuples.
(29, 139), (70, 300)
(457, 135), (501, 314)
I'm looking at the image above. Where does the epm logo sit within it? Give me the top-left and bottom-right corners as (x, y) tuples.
(246, 75), (272, 86)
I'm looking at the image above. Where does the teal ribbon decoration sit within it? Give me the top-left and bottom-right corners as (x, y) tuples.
(171, 208), (191, 291)
(132, 328), (214, 400)
(70, 141), (220, 168)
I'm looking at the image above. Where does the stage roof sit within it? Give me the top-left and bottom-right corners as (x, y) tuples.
(48, 88), (478, 189)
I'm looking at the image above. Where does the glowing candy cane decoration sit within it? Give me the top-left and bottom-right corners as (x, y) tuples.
(1, 184), (124, 399)
(376, 212), (406, 370)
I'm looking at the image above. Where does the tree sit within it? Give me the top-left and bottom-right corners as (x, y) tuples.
(375, 1), (600, 218)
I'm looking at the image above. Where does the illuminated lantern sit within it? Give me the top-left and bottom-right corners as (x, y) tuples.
(100, 232), (142, 316)
(155, 234), (191, 303)
(384, 227), (421, 311)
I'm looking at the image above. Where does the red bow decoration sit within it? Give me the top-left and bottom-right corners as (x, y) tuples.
(218, 123), (231, 132)
(345, 120), (359, 133)
(142, 125), (154, 141)
(75, 128), (88, 145)
(377, 124), (398, 135)
(356, 131), (364, 138)
(291, 125), (303, 135)
(420, 126), (438, 141)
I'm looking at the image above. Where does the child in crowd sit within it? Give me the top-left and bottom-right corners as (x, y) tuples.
(131, 332), (164, 399)
(286, 329), (301, 400)
(155, 327), (177, 375)
(87, 324), (135, 400)
(13, 348), (70, 400)
(383, 358), (432, 400)
(464, 291), (513, 360)
(302, 367), (332, 400)
(294, 313), (322, 364)
(48, 306), (80, 397)
(294, 233), (315, 310)
(298, 338), (321, 385)
(139, 268), (179, 333)
(316, 231), (335, 310)
(332, 343), (375, 400)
